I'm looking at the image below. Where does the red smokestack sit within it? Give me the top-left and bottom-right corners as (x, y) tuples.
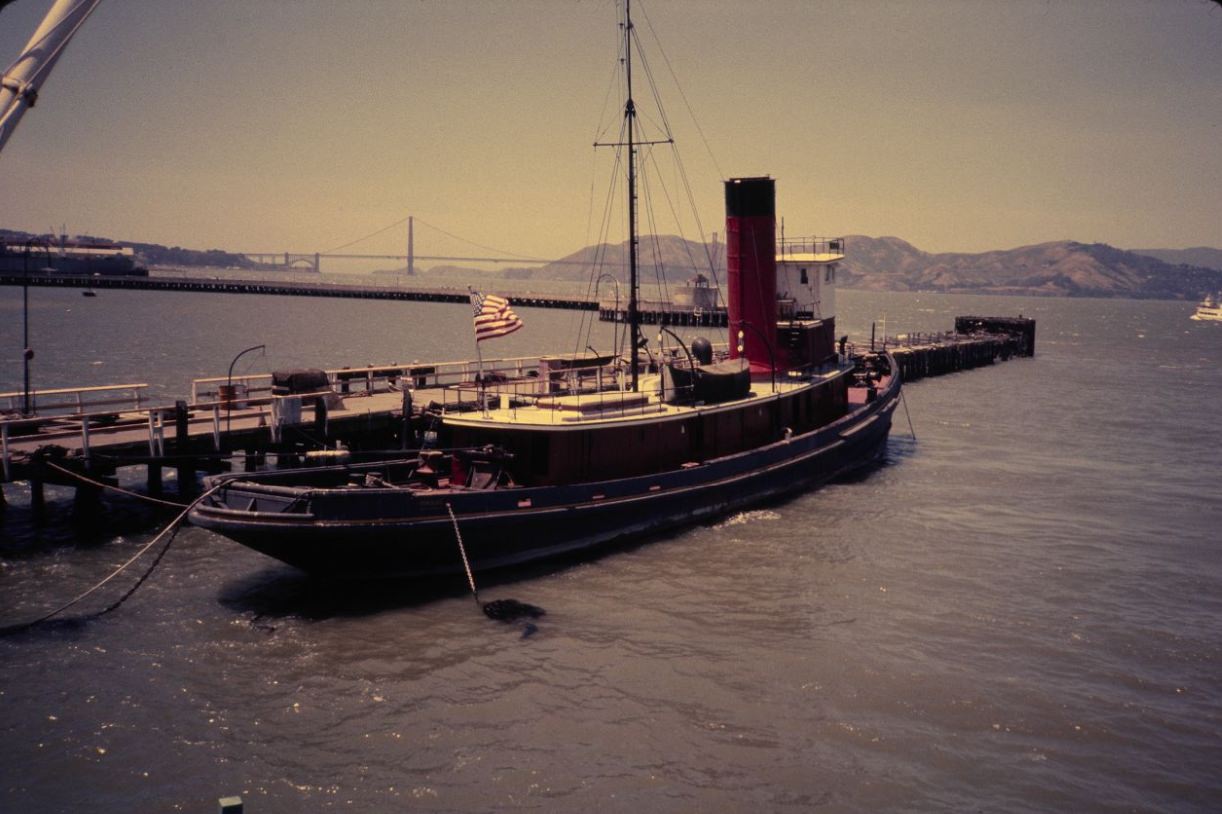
(725, 177), (777, 376)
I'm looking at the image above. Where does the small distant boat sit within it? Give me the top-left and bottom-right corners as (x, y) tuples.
(82, 289), (97, 297)
(1191, 292), (1222, 322)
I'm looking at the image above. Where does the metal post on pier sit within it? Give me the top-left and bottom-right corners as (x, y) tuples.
(225, 344), (266, 442)
(401, 388), (413, 449)
(175, 400), (193, 496)
(80, 418), (91, 466)
(21, 241), (41, 417)
(1, 422), (11, 483)
(313, 397), (328, 440)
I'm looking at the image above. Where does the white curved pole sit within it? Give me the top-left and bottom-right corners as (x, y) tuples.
(0, 0), (103, 157)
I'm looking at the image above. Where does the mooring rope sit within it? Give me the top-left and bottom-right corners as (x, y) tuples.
(900, 389), (917, 440)
(444, 501), (545, 628)
(0, 483), (223, 636)
(445, 501), (482, 608)
(44, 460), (188, 509)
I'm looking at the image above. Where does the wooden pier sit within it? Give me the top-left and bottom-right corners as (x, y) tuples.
(0, 271), (738, 325)
(598, 298), (728, 327)
(0, 272), (598, 311)
(1, 271), (732, 324)
(885, 316), (1035, 382)
(0, 316), (1034, 513)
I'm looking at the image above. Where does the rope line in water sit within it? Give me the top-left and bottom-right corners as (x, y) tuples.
(0, 483), (222, 636)
(901, 389), (917, 440)
(45, 461), (188, 509)
(444, 502), (545, 629)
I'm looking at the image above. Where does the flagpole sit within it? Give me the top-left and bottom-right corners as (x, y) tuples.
(476, 339), (486, 414)
(470, 287), (486, 412)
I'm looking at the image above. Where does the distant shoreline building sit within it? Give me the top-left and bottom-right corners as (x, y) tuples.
(0, 236), (146, 276)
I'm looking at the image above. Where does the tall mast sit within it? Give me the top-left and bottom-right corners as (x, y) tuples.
(624, 0), (640, 392)
(596, 0), (670, 389)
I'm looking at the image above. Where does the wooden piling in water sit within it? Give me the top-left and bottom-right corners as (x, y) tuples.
(887, 319), (1034, 383)
(313, 397), (328, 441)
(174, 401), (194, 497)
(29, 473), (45, 520)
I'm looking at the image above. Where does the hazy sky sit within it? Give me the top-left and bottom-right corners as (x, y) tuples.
(1, 0), (1219, 263)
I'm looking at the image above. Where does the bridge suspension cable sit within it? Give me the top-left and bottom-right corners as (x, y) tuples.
(319, 214), (547, 262)
(320, 215), (413, 254)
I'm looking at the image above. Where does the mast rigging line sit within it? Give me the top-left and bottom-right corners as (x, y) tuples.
(577, 0), (732, 378)
(634, 1), (726, 182)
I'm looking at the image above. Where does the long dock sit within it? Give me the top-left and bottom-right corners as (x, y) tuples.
(0, 316), (1034, 514)
(1, 271), (733, 325)
(0, 272), (597, 311)
(886, 316), (1035, 382)
(598, 299), (729, 327)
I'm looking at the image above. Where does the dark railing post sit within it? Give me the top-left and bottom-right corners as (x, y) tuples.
(175, 400), (193, 496)
(313, 395), (328, 441)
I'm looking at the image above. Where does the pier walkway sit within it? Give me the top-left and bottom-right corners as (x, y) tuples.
(0, 317), (1035, 510)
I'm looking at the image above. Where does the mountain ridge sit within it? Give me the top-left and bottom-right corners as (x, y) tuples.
(4, 227), (1219, 299)
(493, 234), (1222, 300)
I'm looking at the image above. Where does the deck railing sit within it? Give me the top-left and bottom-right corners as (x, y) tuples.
(0, 383), (148, 418)
(776, 236), (845, 258)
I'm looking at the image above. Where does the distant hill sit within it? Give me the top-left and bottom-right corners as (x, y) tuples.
(839, 237), (1222, 300)
(1129, 247), (1222, 272)
(6, 225), (1218, 299)
(504, 234), (1222, 300)
(493, 234), (724, 283)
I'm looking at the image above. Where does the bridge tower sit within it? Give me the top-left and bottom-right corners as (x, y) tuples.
(407, 216), (415, 275)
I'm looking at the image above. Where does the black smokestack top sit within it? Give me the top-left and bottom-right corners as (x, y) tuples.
(725, 177), (775, 219)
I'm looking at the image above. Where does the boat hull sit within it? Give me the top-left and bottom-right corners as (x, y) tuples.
(190, 380), (900, 579)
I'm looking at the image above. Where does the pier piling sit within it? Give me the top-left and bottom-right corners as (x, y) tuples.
(174, 401), (194, 497)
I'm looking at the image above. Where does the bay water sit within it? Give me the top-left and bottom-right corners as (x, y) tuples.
(1, 284), (1220, 811)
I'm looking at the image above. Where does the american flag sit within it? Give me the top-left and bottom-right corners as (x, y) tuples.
(469, 290), (524, 342)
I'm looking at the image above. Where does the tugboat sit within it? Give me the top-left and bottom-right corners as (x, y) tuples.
(189, 5), (901, 579)
(1191, 292), (1222, 322)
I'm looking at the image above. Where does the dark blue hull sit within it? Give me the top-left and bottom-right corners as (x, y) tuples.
(190, 377), (900, 579)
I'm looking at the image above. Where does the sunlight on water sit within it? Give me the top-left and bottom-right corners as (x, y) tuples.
(1, 289), (1220, 812)
(712, 509), (783, 529)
